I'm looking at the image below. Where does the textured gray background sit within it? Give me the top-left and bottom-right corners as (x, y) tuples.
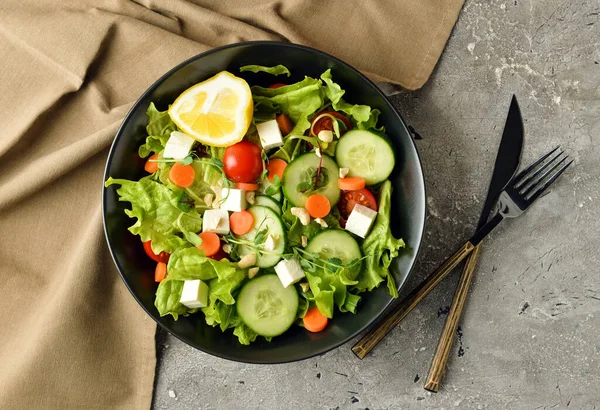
(152, 0), (600, 408)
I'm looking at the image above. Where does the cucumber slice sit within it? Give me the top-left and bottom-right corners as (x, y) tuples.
(254, 195), (282, 215)
(237, 205), (286, 268)
(258, 178), (282, 202)
(305, 229), (362, 265)
(237, 274), (299, 337)
(282, 152), (341, 207)
(335, 130), (396, 185)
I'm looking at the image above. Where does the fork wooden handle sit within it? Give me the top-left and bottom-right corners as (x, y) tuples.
(351, 241), (475, 359)
(424, 244), (481, 392)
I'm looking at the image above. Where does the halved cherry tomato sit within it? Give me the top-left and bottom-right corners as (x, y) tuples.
(276, 113), (294, 135)
(223, 141), (263, 183)
(337, 188), (378, 227)
(269, 83), (286, 89)
(143, 241), (170, 263)
(310, 111), (352, 137)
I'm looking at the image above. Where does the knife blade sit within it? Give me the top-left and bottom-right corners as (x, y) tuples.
(424, 95), (524, 392)
(476, 95), (524, 230)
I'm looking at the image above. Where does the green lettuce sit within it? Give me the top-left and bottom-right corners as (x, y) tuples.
(240, 64), (291, 77)
(251, 76), (324, 137)
(138, 103), (178, 158)
(155, 280), (190, 320)
(354, 180), (405, 297)
(104, 177), (202, 254)
(304, 265), (361, 318)
(320, 70), (381, 130)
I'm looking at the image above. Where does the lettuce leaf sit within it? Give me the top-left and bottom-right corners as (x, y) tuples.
(105, 177), (202, 254)
(251, 76), (324, 136)
(320, 70), (381, 130)
(154, 280), (191, 320)
(138, 103), (178, 158)
(304, 265), (361, 318)
(240, 64), (291, 77)
(355, 180), (405, 297)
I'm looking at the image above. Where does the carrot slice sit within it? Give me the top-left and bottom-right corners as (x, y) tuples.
(338, 177), (366, 191)
(144, 154), (159, 173)
(198, 232), (221, 257)
(169, 162), (195, 187)
(303, 306), (329, 332)
(230, 210), (254, 235)
(235, 182), (259, 191)
(276, 113), (294, 135)
(154, 262), (167, 282)
(304, 194), (331, 218)
(267, 158), (287, 182)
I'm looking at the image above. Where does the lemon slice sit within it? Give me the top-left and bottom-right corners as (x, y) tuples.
(168, 71), (253, 147)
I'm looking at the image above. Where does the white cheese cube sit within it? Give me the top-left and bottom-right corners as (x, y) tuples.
(179, 279), (209, 309)
(219, 188), (247, 212)
(345, 204), (378, 238)
(163, 131), (195, 160)
(274, 258), (305, 288)
(256, 119), (284, 150)
(202, 209), (230, 235)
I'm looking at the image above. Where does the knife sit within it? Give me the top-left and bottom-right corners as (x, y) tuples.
(424, 95), (524, 392)
(351, 96), (524, 360)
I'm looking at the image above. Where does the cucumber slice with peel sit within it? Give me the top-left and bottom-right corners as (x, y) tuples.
(236, 274), (299, 337)
(335, 129), (396, 185)
(282, 152), (340, 207)
(237, 205), (286, 268)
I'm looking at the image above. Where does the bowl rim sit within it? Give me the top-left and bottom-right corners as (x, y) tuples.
(102, 40), (427, 364)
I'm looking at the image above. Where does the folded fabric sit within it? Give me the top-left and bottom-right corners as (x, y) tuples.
(0, 0), (464, 408)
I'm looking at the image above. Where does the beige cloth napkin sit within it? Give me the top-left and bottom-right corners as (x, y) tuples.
(0, 1), (464, 408)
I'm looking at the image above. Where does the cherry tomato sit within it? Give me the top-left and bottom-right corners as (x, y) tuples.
(143, 241), (170, 263)
(269, 83), (287, 89)
(310, 111), (352, 137)
(337, 188), (378, 227)
(223, 141), (263, 183)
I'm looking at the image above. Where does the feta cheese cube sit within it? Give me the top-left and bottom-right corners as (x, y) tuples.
(256, 119), (284, 150)
(163, 131), (195, 160)
(179, 280), (209, 308)
(219, 188), (247, 212)
(345, 204), (378, 238)
(202, 209), (230, 235)
(274, 257), (305, 288)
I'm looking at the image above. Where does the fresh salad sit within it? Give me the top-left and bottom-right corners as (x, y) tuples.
(105, 64), (405, 344)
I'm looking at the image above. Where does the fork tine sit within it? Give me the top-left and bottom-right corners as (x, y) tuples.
(526, 159), (573, 203)
(513, 145), (561, 188)
(521, 154), (568, 197)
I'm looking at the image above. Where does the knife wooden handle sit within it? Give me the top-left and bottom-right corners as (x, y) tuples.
(351, 241), (475, 359)
(424, 244), (481, 392)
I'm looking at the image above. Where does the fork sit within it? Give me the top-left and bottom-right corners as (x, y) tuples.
(351, 146), (573, 360)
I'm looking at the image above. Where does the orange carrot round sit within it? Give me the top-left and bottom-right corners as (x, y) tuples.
(198, 232), (221, 257)
(303, 306), (329, 332)
(304, 193), (331, 218)
(154, 262), (167, 282)
(276, 113), (294, 135)
(338, 177), (366, 191)
(144, 154), (159, 173)
(169, 162), (195, 187)
(235, 182), (259, 191)
(266, 158), (287, 182)
(230, 210), (254, 235)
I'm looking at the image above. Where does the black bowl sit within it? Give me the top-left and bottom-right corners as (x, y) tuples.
(103, 41), (426, 364)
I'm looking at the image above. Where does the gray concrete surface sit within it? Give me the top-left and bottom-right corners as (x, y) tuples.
(152, 1), (600, 408)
